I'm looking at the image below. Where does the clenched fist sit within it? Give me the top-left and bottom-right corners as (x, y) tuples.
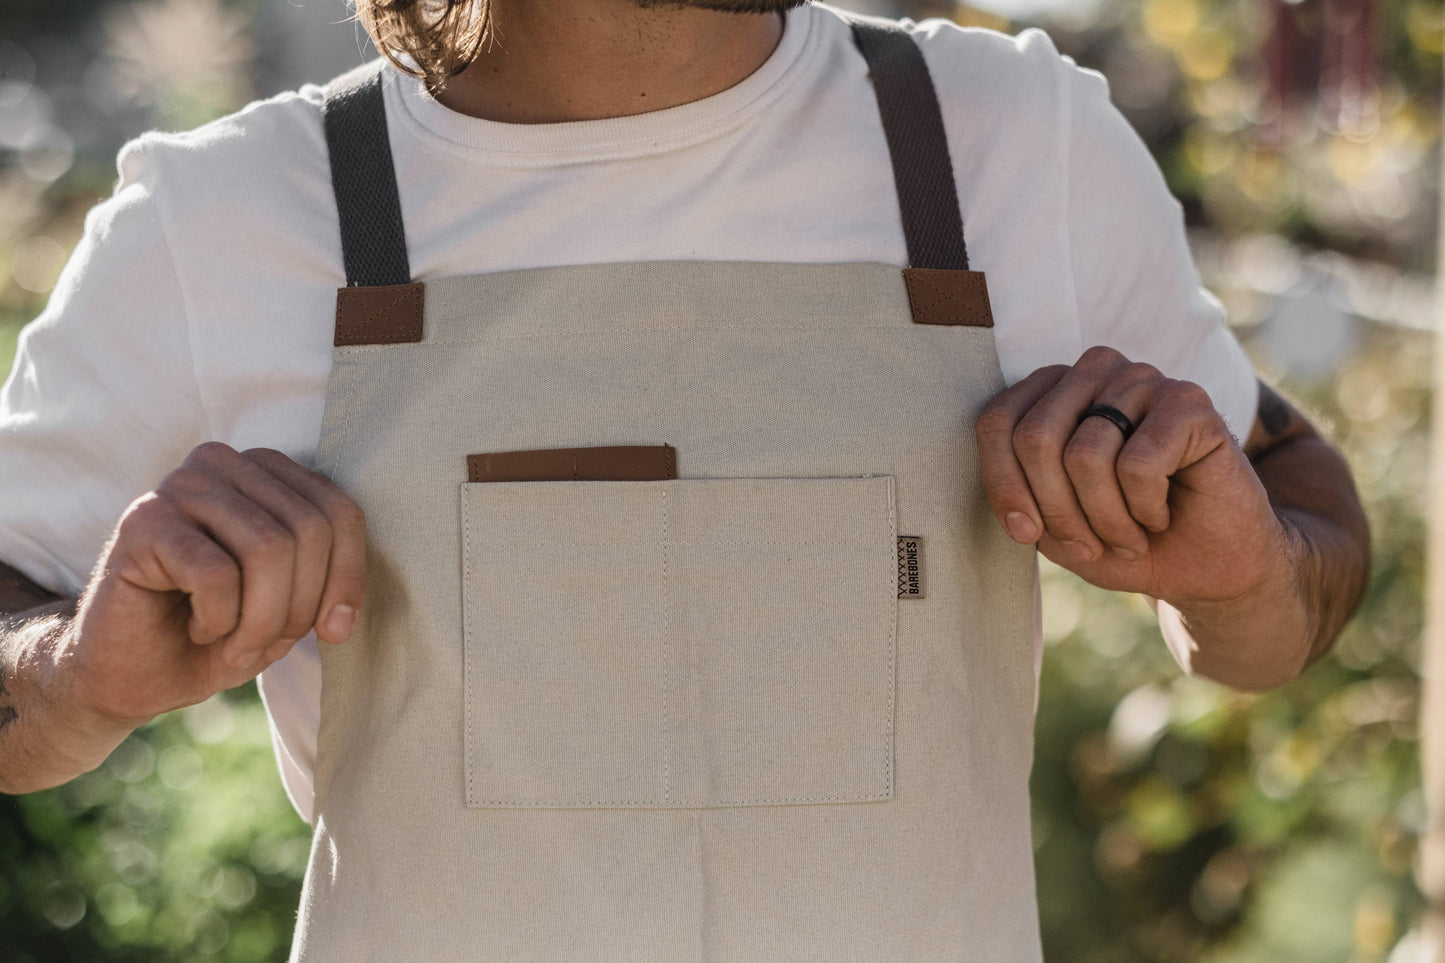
(57, 442), (366, 728)
(976, 345), (1290, 608)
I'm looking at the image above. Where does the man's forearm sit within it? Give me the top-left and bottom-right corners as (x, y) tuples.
(1161, 384), (1371, 691)
(0, 563), (139, 794)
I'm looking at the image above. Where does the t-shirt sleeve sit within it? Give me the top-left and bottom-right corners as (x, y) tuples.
(0, 135), (212, 597)
(1061, 56), (1259, 442)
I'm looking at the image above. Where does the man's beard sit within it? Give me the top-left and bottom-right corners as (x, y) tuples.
(631, 0), (811, 14)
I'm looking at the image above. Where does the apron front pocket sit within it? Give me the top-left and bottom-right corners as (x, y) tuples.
(459, 475), (898, 809)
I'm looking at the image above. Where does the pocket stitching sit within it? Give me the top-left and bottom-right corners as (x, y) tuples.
(885, 474), (896, 798)
(467, 792), (892, 807)
(462, 489), (475, 808)
(660, 485), (671, 806)
(462, 476), (896, 808)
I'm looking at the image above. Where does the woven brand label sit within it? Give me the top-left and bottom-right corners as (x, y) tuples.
(897, 535), (924, 600)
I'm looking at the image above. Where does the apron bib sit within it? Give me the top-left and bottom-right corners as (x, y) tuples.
(291, 17), (1041, 961)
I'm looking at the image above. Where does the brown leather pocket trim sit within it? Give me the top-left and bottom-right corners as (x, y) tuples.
(334, 281), (425, 346)
(467, 444), (677, 482)
(902, 268), (994, 327)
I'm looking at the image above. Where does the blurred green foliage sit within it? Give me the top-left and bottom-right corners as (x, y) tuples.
(1031, 322), (1430, 961)
(0, 0), (1439, 959)
(0, 692), (310, 962)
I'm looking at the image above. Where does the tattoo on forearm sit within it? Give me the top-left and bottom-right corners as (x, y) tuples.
(0, 562), (71, 740)
(0, 641), (16, 736)
(0, 682), (15, 734)
(1258, 381), (1293, 440)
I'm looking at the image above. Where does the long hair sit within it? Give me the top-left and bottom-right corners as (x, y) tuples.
(350, 0), (491, 95)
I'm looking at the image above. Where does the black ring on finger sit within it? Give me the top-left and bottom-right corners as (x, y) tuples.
(1079, 403), (1137, 440)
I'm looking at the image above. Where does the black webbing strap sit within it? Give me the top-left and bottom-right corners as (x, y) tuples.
(319, 23), (968, 283)
(321, 59), (412, 287)
(849, 19), (971, 271)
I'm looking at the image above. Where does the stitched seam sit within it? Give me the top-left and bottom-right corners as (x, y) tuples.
(897, 535), (907, 598)
(335, 323), (974, 350)
(661, 486), (671, 805)
(912, 273), (990, 326)
(463, 489), (476, 806)
(485, 541), (870, 548)
(466, 475), (894, 809)
(468, 793), (894, 807)
(918, 275), (978, 313)
(903, 275), (926, 321)
(885, 475), (896, 796)
(337, 286), (421, 342)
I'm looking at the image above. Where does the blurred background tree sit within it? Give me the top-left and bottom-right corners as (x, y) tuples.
(0, 0), (1436, 959)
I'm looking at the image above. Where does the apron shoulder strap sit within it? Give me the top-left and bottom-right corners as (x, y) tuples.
(321, 58), (413, 288)
(316, 24), (992, 336)
(849, 16), (993, 327)
(321, 59), (425, 346)
(847, 17), (971, 272)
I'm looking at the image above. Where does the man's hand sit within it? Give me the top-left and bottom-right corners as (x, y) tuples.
(55, 442), (367, 730)
(976, 345), (1287, 604)
(975, 345), (1369, 690)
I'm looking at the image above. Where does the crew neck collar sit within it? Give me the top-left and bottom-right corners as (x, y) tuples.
(386, 2), (821, 165)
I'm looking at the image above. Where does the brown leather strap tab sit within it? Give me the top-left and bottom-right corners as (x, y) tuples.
(902, 268), (994, 327)
(467, 444), (677, 482)
(335, 281), (425, 346)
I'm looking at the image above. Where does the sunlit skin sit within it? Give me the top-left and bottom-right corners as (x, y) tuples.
(431, 0), (805, 123)
(976, 347), (1369, 691)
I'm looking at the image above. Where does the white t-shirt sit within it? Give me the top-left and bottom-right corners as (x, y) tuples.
(0, 2), (1258, 824)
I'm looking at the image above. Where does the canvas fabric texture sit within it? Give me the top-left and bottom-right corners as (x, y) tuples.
(293, 259), (1041, 961)
(287, 14), (1045, 956)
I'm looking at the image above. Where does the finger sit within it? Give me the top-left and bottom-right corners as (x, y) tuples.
(242, 448), (367, 645)
(217, 448), (337, 643)
(1116, 379), (1229, 532)
(263, 633), (304, 664)
(116, 494), (242, 646)
(976, 364), (1071, 543)
(1011, 347), (1134, 562)
(159, 447), (298, 668)
(1062, 366), (1161, 558)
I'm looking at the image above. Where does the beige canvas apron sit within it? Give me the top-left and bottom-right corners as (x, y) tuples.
(290, 16), (1041, 961)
